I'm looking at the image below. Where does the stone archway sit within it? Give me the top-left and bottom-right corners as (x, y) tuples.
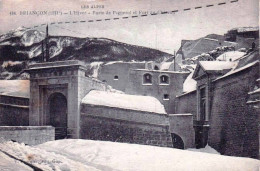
(171, 133), (184, 149)
(48, 92), (68, 139)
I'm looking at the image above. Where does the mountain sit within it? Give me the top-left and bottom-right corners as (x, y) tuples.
(177, 27), (259, 60)
(0, 27), (172, 79)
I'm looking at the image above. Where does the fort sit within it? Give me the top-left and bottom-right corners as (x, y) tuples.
(0, 27), (259, 159)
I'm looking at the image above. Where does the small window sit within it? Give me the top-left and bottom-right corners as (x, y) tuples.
(163, 94), (169, 100)
(143, 73), (152, 84)
(160, 75), (169, 84)
(114, 75), (119, 80)
(154, 65), (159, 70)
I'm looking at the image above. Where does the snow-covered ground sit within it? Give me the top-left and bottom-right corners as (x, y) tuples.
(187, 144), (220, 154)
(0, 151), (33, 171)
(0, 139), (259, 171)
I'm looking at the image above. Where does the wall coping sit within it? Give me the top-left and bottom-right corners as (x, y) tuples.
(0, 103), (29, 109)
(0, 126), (54, 131)
(81, 103), (168, 116)
(28, 60), (85, 69)
(0, 94), (30, 100)
(176, 90), (196, 98)
(169, 113), (193, 117)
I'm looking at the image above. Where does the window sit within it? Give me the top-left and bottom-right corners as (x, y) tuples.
(160, 75), (169, 84)
(114, 75), (119, 80)
(143, 73), (152, 84)
(163, 94), (169, 100)
(200, 88), (206, 121)
(154, 65), (159, 70)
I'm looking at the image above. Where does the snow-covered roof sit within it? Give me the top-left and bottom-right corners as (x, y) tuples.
(199, 61), (236, 71)
(214, 60), (259, 81)
(105, 61), (145, 65)
(0, 80), (29, 98)
(216, 51), (246, 61)
(82, 90), (166, 114)
(160, 62), (174, 70)
(183, 71), (197, 93)
(237, 27), (259, 33)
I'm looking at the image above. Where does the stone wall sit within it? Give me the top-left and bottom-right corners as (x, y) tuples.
(169, 114), (195, 149)
(0, 95), (29, 126)
(80, 104), (173, 147)
(0, 126), (54, 145)
(126, 69), (189, 113)
(175, 91), (197, 117)
(208, 65), (259, 158)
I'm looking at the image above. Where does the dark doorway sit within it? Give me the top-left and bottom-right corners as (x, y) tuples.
(171, 133), (184, 149)
(49, 93), (68, 140)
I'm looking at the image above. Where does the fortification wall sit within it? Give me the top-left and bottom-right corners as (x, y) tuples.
(175, 91), (197, 118)
(80, 104), (173, 147)
(208, 65), (259, 158)
(0, 95), (29, 126)
(0, 126), (54, 145)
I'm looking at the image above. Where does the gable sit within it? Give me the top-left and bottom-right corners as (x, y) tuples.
(192, 65), (207, 80)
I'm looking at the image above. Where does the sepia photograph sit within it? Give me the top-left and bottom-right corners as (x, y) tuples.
(0, 0), (259, 170)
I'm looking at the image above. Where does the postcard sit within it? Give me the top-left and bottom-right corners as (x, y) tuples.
(0, 0), (259, 170)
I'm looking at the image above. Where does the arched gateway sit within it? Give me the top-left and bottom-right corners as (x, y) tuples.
(48, 93), (67, 139)
(26, 60), (93, 139)
(171, 133), (184, 149)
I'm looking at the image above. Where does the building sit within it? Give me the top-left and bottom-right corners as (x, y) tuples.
(176, 49), (259, 158)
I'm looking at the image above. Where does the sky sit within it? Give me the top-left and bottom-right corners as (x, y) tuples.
(0, 0), (259, 54)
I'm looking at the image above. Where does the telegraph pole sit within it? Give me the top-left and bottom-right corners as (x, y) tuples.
(45, 24), (50, 62)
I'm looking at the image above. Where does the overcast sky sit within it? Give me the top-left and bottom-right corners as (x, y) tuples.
(0, 0), (259, 54)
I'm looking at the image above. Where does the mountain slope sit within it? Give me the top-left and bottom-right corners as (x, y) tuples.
(0, 27), (172, 79)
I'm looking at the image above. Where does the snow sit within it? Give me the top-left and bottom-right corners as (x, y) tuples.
(237, 27), (259, 33)
(216, 51), (246, 61)
(199, 61), (236, 71)
(1, 61), (23, 68)
(21, 30), (45, 47)
(105, 61), (145, 65)
(82, 90), (166, 114)
(37, 139), (260, 171)
(183, 71), (197, 93)
(247, 100), (260, 104)
(0, 80), (30, 98)
(160, 62), (174, 70)
(248, 88), (260, 95)
(214, 60), (259, 81)
(0, 140), (98, 171)
(187, 144), (220, 155)
(0, 139), (259, 171)
(89, 62), (104, 78)
(0, 151), (33, 171)
(203, 37), (218, 42)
